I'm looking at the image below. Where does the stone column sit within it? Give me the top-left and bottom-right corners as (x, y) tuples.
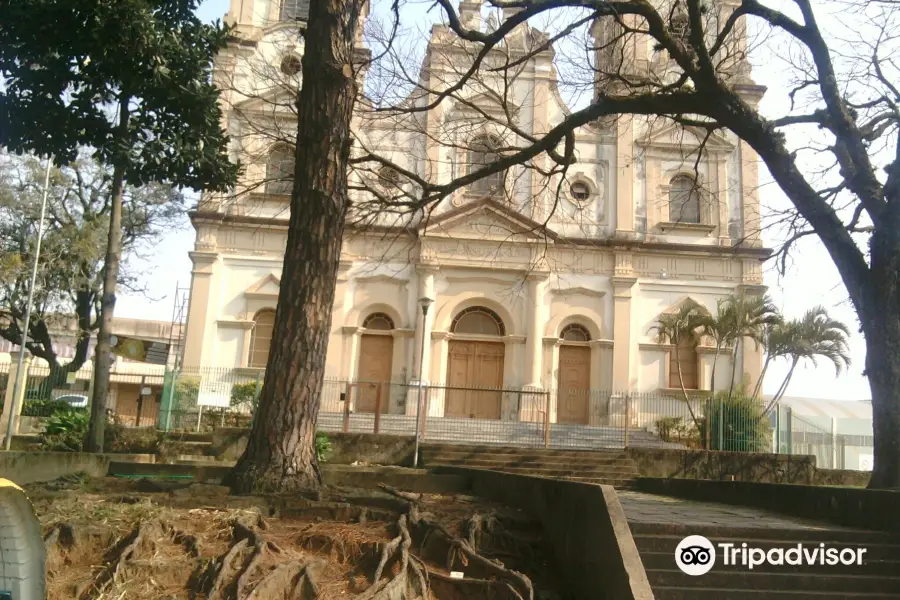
(182, 251), (221, 369)
(615, 115), (635, 237)
(738, 283), (767, 395)
(611, 276), (637, 392)
(413, 266), (437, 383)
(408, 266), (438, 417)
(524, 275), (548, 389)
(2, 355), (33, 444)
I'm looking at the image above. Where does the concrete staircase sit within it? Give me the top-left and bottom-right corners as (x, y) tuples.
(632, 521), (900, 599)
(420, 443), (640, 488)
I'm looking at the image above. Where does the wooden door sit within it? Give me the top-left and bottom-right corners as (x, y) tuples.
(446, 340), (504, 419)
(557, 345), (591, 424)
(669, 338), (698, 389)
(357, 334), (393, 413)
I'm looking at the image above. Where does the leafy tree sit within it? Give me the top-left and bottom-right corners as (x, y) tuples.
(0, 152), (183, 389)
(0, 0), (238, 451)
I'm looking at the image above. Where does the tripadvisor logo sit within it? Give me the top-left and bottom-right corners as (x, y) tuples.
(675, 535), (868, 575)
(675, 535), (716, 576)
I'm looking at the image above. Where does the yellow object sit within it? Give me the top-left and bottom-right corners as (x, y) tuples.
(0, 478), (46, 600)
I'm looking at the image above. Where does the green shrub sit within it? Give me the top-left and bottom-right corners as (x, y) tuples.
(315, 431), (332, 463)
(22, 398), (75, 417)
(104, 416), (164, 454)
(701, 391), (771, 452)
(40, 411), (90, 452)
(230, 381), (259, 413)
(655, 416), (701, 447)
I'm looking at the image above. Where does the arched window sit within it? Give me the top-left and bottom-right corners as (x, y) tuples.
(266, 145), (294, 195)
(560, 323), (591, 342)
(452, 307), (506, 336)
(468, 135), (506, 197)
(669, 336), (699, 389)
(249, 310), (276, 368)
(363, 312), (394, 331)
(669, 175), (701, 224)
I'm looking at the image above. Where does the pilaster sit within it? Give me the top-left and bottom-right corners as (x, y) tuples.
(182, 251), (221, 368)
(611, 275), (638, 392)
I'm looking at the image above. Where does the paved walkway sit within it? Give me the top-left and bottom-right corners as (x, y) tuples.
(617, 490), (855, 532)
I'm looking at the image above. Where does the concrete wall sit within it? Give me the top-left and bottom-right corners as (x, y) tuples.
(209, 429), (416, 466)
(0, 452), (154, 485)
(634, 478), (900, 532)
(451, 468), (654, 600)
(626, 447), (818, 484)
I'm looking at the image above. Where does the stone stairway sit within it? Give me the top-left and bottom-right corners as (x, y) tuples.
(317, 412), (682, 450)
(621, 493), (900, 599)
(420, 443), (640, 488)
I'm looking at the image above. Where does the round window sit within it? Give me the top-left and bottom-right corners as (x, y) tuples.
(280, 55), (302, 76)
(570, 181), (591, 203)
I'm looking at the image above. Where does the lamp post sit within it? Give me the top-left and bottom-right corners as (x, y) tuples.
(5, 155), (53, 450)
(413, 296), (433, 467)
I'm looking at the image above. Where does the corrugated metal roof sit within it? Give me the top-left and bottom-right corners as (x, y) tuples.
(766, 395), (873, 420)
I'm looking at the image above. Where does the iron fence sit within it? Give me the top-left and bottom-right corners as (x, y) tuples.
(142, 366), (873, 469)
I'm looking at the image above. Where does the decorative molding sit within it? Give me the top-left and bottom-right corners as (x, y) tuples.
(391, 328), (416, 339)
(354, 274), (408, 286)
(216, 319), (255, 330)
(341, 326), (361, 335)
(551, 286), (606, 299)
(640, 342), (672, 352)
(657, 222), (717, 235)
(588, 339), (615, 349)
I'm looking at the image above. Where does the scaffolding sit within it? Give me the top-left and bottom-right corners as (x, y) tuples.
(166, 282), (190, 371)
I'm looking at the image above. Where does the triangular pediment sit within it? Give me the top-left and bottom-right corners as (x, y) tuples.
(638, 122), (734, 151)
(245, 273), (281, 296)
(421, 198), (558, 241)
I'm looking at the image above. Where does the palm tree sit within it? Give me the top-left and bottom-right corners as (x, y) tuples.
(760, 306), (851, 417)
(721, 294), (781, 401)
(699, 295), (740, 393)
(649, 301), (706, 430)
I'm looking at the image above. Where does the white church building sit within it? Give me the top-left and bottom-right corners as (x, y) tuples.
(180, 0), (769, 426)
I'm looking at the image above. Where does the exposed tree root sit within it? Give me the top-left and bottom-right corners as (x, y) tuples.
(359, 513), (428, 600)
(77, 519), (162, 600)
(244, 559), (323, 600)
(380, 486), (535, 600)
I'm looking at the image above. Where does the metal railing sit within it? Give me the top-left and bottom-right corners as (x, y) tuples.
(126, 366), (873, 468)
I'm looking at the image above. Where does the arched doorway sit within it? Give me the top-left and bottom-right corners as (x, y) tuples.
(557, 324), (591, 424)
(357, 313), (394, 413)
(446, 307), (506, 419)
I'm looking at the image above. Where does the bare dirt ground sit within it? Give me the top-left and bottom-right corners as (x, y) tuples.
(30, 475), (563, 600)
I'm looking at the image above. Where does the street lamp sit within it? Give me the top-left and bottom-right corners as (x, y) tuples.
(5, 155), (53, 450)
(413, 296), (433, 467)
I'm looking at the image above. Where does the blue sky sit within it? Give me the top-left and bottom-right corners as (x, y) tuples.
(113, 0), (872, 400)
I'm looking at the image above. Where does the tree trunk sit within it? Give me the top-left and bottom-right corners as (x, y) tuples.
(224, 0), (363, 494)
(863, 228), (900, 489)
(727, 338), (741, 400)
(85, 160), (126, 452)
(709, 344), (722, 392)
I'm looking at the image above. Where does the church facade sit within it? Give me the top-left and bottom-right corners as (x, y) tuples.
(181, 0), (769, 425)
